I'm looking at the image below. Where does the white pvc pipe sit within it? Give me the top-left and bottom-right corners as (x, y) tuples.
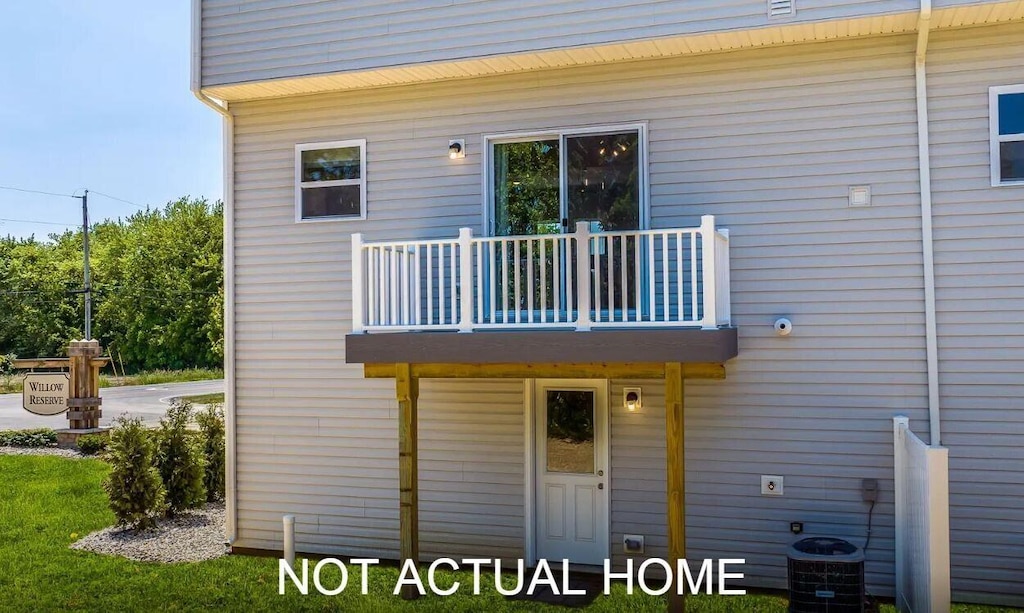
(283, 515), (296, 567)
(915, 0), (941, 446)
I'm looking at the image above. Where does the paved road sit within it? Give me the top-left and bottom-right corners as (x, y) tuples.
(0, 379), (224, 430)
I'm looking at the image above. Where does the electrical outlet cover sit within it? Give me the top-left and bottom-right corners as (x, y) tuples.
(623, 534), (645, 554)
(761, 475), (784, 496)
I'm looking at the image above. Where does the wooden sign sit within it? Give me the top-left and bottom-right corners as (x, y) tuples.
(22, 373), (70, 416)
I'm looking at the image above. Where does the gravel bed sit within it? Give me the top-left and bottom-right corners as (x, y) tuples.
(0, 446), (86, 459)
(71, 502), (228, 563)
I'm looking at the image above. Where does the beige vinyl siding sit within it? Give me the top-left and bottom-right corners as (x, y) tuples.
(927, 21), (1024, 607)
(200, 0), (921, 87)
(419, 379), (525, 561)
(232, 32), (930, 595)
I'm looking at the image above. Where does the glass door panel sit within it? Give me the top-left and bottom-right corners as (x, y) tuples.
(492, 140), (560, 236)
(491, 140), (562, 323)
(566, 132), (641, 320)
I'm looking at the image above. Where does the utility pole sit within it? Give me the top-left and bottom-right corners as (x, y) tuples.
(74, 189), (92, 340)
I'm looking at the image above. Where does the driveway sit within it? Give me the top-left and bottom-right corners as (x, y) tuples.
(0, 379), (224, 430)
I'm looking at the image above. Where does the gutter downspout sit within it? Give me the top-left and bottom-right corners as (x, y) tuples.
(192, 0), (238, 546)
(915, 0), (940, 446)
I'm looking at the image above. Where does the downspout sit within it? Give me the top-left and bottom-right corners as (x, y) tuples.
(915, 0), (940, 445)
(192, 0), (238, 545)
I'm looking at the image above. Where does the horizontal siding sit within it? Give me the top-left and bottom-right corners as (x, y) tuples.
(927, 21), (1024, 607)
(200, 0), (919, 87)
(231, 32), (932, 597)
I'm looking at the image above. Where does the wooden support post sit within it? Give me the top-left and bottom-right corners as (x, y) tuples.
(396, 363), (420, 600)
(67, 340), (103, 429)
(665, 362), (686, 613)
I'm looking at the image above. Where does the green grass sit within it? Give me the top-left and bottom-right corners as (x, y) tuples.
(98, 368), (224, 389)
(0, 368), (223, 394)
(172, 392), (225, 405)
(0, 455), (1019, 612)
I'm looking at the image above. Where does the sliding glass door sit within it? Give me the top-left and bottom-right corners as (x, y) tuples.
(488, 127), (645, 324)
(491, 130), (641, 236)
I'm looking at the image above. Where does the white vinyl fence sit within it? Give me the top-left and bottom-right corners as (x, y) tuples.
(893, 416), (950, 613)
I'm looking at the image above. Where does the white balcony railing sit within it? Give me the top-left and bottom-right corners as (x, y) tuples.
(351, 215), (730, 334)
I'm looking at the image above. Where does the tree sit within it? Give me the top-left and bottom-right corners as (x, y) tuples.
(0, 197), (224, 371)
(103, 416), (165, 529)
(155, 401), (207, 515)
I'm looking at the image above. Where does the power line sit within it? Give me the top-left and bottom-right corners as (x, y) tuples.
(0, 217), (79, 227)
(0, 185), (147, 209)
(0, 185), (75, 199)
(90, 190), (146, 209)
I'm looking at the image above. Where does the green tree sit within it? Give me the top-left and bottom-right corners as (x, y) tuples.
(103, 416), (165, 529)
(196, 404), (226, 502)
(155, 401), (206, 515)
(0, 197), (224, 371)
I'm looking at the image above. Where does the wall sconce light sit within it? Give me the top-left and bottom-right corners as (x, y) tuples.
(624, 387), (642, 412)
(448, 139), (466, 159)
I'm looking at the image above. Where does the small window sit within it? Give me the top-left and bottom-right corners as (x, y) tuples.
(295, 140), (366, 221)
(990, 85), (1024, 186)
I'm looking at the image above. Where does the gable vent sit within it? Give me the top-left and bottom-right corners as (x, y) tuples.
(768, 0), (794, 17)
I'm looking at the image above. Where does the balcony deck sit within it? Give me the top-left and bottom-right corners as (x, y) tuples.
(345, 215), (736, 366)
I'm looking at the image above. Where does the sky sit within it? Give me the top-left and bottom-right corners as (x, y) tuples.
(0, 1), (222, 240)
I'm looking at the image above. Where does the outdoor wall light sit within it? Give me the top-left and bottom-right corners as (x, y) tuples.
(624, 387), (642, 412)
(448, 139), (466, 159)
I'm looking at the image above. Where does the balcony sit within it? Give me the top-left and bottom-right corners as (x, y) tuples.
(352, 215), (730, 333)
(345, 215), (736, 366)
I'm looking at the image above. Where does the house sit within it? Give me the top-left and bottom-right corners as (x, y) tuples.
(191, 0), (1024, 607)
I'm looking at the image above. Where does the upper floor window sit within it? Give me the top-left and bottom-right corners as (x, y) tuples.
(295, 140), (366, 221)
(990, 85), (1024, 186)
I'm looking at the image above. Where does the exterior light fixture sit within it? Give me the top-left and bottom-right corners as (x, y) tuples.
(624, 387), (642, 412)
(448, 139), (466, 159)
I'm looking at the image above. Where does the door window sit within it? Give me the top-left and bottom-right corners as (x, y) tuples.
(545, 390), (595, 474)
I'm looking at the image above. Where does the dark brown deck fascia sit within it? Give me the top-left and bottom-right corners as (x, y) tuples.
(345, 327), (738, 365)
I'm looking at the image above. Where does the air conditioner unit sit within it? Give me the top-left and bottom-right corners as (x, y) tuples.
(787, 537), (865, 612)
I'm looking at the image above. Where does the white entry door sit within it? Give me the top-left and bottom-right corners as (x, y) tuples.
(535, 380), (609, 565)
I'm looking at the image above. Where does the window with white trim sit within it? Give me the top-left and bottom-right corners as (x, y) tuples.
(295, 140), (366, 220)
(990, 85), (1024, 186)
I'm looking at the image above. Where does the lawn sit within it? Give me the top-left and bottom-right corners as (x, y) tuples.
(0, 455), (1019, 612)
(172, 392), (226, 405)
(0, 368), (223, 394)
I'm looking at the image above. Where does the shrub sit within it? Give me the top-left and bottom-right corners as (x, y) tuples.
(103, 416), (165, 529)
(195, 403), (226, 502)
(77, 433), (109, 455)
(0, 428), (57, 448)
(155, 401), (206, 515)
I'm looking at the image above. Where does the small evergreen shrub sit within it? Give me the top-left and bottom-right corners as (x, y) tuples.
(77, 433), (109, 455)
(0, 428), (58, 448)
(195, 403), (226, 502)
(103, 416), (165, 529)
(155, 401), (206, 515)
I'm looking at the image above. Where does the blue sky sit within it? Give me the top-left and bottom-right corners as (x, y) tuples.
(0, 1), (222, 240)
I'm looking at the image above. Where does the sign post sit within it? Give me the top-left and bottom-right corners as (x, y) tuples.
(13, 339), (109, 446)
(22, 373), (70, 416)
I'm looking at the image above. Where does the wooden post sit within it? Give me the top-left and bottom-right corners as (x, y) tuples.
(665, 362), (685, 613)
(67, 339), (103, 429)
(396, 363), (419, 600)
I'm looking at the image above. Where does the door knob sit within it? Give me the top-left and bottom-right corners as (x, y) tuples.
(598, 483), (604, 490)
